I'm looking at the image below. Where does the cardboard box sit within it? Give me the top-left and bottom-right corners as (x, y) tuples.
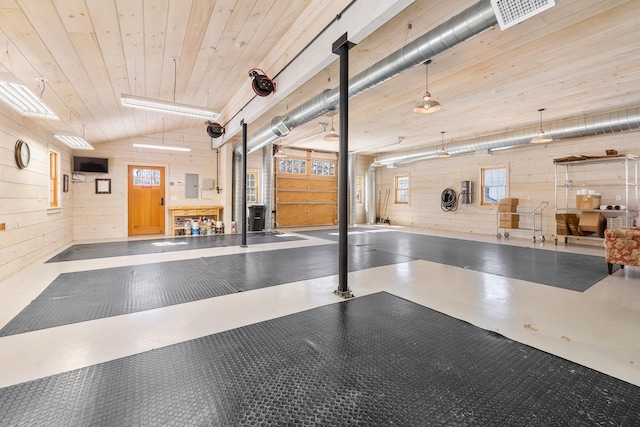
(499, 197), (519, 206)
(576, 194), (602, 210)
(578, 212), (606, 237)
(499, 214), (520, 228)
(498, 204), (518, 212)
(568, 217), (584, 235)
(556, 213), (578, 235)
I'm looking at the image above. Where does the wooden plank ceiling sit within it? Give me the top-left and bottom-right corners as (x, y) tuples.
(0, 0), (638, 156)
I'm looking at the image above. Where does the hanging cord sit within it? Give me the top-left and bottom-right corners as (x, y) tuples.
(457, 192), (469, 211)
(1, 43), (13, 74)
(172, 57), (177, 102)
(400, 22), (414, 63)
(441, 188), (458, 211)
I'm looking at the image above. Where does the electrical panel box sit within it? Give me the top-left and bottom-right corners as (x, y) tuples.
(185, 173), (199, 198)
(202, 178), (214, 190)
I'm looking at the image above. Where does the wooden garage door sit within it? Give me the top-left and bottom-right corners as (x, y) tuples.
(275, 155), (337, 227)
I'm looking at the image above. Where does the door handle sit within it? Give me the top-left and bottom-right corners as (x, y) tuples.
(160, 197), (164, 206)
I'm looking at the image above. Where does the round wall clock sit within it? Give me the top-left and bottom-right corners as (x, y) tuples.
(15, 139), (30, 169)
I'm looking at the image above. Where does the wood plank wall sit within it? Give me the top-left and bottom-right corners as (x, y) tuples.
(72, 128), (222, 241)
(0, 108), (73, 281)
(373, 131), (638, 239)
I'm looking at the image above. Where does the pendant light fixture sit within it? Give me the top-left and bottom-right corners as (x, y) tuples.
(324, 114), (339, 141)
(437, 131), (450, 158)
(530, 108), (553, 144)
(413, 59), (441, 114)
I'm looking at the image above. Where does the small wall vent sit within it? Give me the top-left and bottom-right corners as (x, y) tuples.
(490, 0), (555, 30)
(272, 120), (290, 137)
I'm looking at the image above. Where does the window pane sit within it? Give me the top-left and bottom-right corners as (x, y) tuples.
(49, 151), (59, 208)
(481, 167), (507, 205)
(395, 175), (410, 203)
(246, 171), (258, 203)
(310, 160), (334, 176)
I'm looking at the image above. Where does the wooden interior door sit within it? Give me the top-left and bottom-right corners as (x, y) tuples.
(128, 165), (165, 235)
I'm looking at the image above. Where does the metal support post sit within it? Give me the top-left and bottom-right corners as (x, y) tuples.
(333, 33), (355, 299)
(241, 120), (248, 248)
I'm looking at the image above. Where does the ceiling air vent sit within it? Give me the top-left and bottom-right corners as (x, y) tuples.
(490, 0), (556, 30)
(272, 120), (290, 137)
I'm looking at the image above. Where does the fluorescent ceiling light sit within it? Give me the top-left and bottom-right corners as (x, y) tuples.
(54, 132), (94, 150)
(121, 93), (220, 120)
(491, 145), (519, 152)
(132, 143), (191, 152)
(0, 72), (59, 120)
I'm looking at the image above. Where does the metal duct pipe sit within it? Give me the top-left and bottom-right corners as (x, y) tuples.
(348, 153), (357, 225)
(232, 0), (498, 221)
(375, 107), (640, 167)
(281, 89), (336, 133)
(262, 145), (274, 231)
(233, 0), (497, 157)
(365, 166), (377, 224)
(232, 154), (243, 223)
(363, 106), (640, 223)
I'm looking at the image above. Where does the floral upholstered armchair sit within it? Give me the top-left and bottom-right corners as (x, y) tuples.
(603, 228), (640, 274)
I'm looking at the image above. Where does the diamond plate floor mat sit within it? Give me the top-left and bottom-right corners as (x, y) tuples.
(46, 231), (303, 262)
(1, 245), (411, 336)
(300, 228), (611, 291)
(1, 292), (638, 426)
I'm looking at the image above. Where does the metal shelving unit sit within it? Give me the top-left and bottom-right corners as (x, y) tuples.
(554, 154), (638, 245)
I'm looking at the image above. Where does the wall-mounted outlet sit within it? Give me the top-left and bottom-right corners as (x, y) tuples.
(616, 195), (622, 201)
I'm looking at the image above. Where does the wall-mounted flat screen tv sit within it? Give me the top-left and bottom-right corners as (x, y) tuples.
(73, 156), (109, 173)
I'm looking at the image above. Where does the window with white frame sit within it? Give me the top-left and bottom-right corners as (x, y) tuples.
(395, 175), (409, 204)
(481, 166), (507, 205)
(246, 171), (258, 203)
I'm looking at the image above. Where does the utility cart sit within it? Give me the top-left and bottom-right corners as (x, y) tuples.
(496, 201), (548, 242)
